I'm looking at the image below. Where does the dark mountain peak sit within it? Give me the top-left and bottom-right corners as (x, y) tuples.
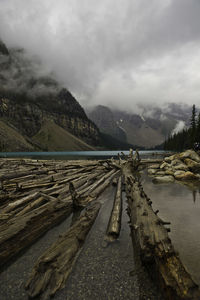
(58, 88), (69, 99)
(0, 40), (101, 149)
(0, 39), (9, 55)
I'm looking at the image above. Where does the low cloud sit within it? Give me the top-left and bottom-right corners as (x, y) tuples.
(171, 120), (186, 136)
(1, 0), (200, 111)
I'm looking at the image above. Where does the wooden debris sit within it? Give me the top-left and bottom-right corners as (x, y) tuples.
(0, 152), (199, 300)
(0, 158), (116, 268)
(25, 202), (101, 299)
(0, 198), (73, 268)
(125, 174), (200, 300)
(106, 176), (122, 241)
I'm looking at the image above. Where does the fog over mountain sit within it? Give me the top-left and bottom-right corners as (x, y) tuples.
(1, 0), (200, 112)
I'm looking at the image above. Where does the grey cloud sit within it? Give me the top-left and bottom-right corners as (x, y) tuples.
(0, 0), (200, 111)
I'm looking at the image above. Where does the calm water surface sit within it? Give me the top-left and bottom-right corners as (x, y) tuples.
(142, 171), (200, 286)
(0, 150), (167, 160)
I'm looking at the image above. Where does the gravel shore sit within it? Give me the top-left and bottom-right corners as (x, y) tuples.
(0, 186), (163, 300)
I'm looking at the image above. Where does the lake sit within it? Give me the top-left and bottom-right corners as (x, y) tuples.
(0, 150), (167, 160)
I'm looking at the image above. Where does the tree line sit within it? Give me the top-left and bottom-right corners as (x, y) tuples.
(164, 105), (200, 151)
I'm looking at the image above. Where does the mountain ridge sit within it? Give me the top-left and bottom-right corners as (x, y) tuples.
(0, 39), (101, 151)
(87, 103), (192, 148)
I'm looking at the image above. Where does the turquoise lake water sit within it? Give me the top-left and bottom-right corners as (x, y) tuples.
(0, 150), (166, 160)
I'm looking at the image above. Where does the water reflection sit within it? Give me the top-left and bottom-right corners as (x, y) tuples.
(142, 171), (200, 286)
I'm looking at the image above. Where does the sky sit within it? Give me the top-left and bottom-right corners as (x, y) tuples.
(0, 0), (200, 112)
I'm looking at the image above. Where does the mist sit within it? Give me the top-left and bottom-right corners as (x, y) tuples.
(171, 121), (186, 136)
(0, 0), (200, 112)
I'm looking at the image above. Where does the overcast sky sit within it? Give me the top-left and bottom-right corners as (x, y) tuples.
(0, 0), (200, 112)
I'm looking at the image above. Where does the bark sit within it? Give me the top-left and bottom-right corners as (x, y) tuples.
(124, 173), (200, 300)
(106, 176), (122, 241)
(0, 198), (73, 268)
(25, 202), (101, 299)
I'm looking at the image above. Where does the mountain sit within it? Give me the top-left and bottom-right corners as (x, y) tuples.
(87, 104), (191, 148)
(86, 105), (126, 142)
(0, 40), (100, 151)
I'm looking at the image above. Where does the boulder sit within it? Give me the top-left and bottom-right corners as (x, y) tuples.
(148, 164), (160, 169)
(156, 171), (166, 176)
(148, 169), (158, 175)
(174, 171), (197, 181)
(174, 170), (186, 179)
(164, 155), (176, 163)
(171, 159), (183, 166)
(179, 150), (200, 163)
(184, 158), (200, 173)
(165, 169), (174, 176)
(152, 176), (174, 183)
(173, 163), (188, 171)
(160, 162), (170, 170)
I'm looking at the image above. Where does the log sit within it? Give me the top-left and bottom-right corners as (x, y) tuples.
(0, 164), (116, 268)
(106, 176), (122, 241)
(78, 169), (117, 198)
(0, 198), (73, 268)
(125, 174), (200, 299)
(0, 192), (41, 215)
(0, 169), (49, 181)
(71, 170), (121, 206)
(25, 202), (101, 299)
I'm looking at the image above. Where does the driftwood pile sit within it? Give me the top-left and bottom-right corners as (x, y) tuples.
(0, 152), (199, 299)
(0, 158), (119, 270)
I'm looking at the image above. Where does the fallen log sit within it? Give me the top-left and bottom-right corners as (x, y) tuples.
(1, 191), (41, 215)
(125, 174), (200, 300)
(0, 198), (73, 268)
(106, 176), (122, 241)
(71, 170), (121, 207)
(0, 163), (116, 268)
(25, 202), (101, 299)
(0, 169), (49, 181)
(78, 169), (117, 198)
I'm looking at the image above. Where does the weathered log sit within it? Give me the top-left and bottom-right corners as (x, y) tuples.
(0, 169), (49, 181)
(125, 174), (200, 299)
(15, 196), (46, 217)
(72, 170), (121, 206)
(0, 162), (116, 268)
(25, 202), (101, 299)
(106, 176), (122, 241)
(14, 192), (57, 217)
(0, 198), (73, 268)
(1, 191), (41, 215)
(79, 169), (117, 198)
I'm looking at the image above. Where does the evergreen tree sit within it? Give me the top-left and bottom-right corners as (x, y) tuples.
(190, 104), (196, 146)
(196, 112), (200, 143)
(164, 104), (197, 151)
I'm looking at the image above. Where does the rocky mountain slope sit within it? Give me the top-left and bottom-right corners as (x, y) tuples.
(87, 104), (191, 148)
(0, 40), (100, 151)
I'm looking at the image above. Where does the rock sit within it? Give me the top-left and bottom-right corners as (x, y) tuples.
(152, 176), (174, 183)
(174, 170), (186, 178)
(174, 171), (197, 181)
(165, 169), (174, 176)
(171, 159), (183, 166)
(147, 169), (158, 175)
(179, 150), (200, 163)
(173, 163), (188, 171)
(164, 154), (177, 163)
(148, 164), (160, 169)
(160, 162), (170, 170)
(184, 158), (200, 173)
(156, 171), (166, 176)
